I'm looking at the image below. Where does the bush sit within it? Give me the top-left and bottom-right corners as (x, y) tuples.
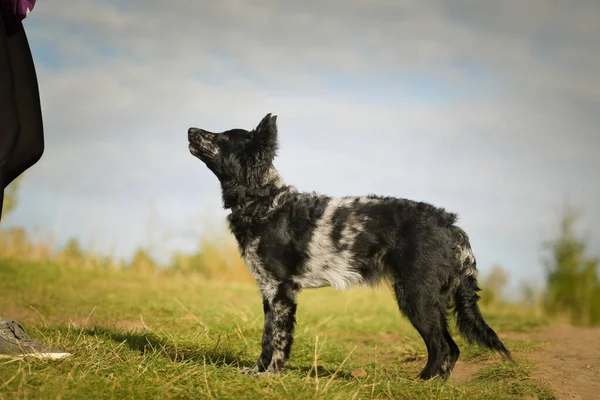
(543, 207), (600, 326)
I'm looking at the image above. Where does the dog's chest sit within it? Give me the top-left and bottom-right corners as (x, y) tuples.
(241, 237), (271, 283)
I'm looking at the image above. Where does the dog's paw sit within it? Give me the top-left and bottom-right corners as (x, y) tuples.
(240, 367), (276, 378)
(254, 370), (276, 378)
(239, 366), (258, 375)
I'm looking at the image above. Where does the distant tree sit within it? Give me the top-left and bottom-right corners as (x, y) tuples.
(62, 238), (84, 259)
(129, 247), (157, 273)
(480, 264), (509, 307)
(543, 207), (600, 326)
(519, 281), (537, 308)
(58, 238), (86, 267)
(1, 176), (24, 219)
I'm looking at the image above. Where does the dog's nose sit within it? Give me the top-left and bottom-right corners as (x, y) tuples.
(188, 127), (200, 141)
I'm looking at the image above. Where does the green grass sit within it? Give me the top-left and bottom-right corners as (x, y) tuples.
(0, 258), (553, 399)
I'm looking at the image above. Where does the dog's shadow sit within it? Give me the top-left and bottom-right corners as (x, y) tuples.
(295, 365), (356, 381)
(81, 326), (249, 367)
(81, 326), (355, 380)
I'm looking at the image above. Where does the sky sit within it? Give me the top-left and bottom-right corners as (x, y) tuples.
(4, 0), (599, 296)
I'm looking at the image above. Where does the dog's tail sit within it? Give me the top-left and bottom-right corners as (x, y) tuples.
(452, 228), (513, 362)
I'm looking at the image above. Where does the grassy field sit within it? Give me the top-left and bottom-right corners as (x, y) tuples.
(0, 258), (557, 399)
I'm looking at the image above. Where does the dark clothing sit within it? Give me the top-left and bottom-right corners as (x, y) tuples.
(0, 6), (44, 221)
(1, 0), (37, 34)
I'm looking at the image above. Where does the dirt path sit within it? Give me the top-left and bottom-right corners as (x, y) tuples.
(454, 325), (600, 400)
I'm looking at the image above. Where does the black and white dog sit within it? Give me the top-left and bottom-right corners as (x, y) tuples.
(187, 114), (512, 380)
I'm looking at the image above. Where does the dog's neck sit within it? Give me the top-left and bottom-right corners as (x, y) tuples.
(262, 167), (285, 191)
(222, 167), (293, 250)
(220, 167), (289, 214)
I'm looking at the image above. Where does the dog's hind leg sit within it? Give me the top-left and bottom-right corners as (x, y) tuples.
(393, 279), (451, 380)
(440, 309), (460, 379)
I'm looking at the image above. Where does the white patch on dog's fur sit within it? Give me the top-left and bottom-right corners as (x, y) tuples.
(295, 197), (376, 290)
(264, 168), (284, 189)
(440, 359), (451, 375)
(271, 302), (291, 345)
(243, 237), (278, 301)
(457, 245), (477, 277)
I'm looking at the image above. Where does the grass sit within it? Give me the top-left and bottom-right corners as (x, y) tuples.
(0, 258), (553, 399)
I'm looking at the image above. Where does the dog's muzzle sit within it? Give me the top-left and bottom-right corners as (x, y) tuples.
(188, 127), (218, 158)
(188, 127), (203, 143)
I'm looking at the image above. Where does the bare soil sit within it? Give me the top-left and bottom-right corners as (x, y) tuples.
(452, 325), (600, 400)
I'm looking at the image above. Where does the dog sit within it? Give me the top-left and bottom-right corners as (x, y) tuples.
(187, 113), (512, 380)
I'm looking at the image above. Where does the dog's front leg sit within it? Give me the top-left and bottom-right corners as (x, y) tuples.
(256, 295), (274, 371)
(265, 282), (299, 374)
(240, 293), (274, 375)
(242, 282), (299, 376)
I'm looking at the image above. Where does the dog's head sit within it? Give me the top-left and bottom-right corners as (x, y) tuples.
(188, 113), (279, 185)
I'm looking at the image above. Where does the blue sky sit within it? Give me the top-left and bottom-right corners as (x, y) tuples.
(4, 0), (599, 298)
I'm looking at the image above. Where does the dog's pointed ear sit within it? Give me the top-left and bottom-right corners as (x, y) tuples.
(254, 113), (278, 150)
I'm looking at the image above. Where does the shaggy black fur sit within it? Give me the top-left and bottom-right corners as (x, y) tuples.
(187, 113), (512, 380)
